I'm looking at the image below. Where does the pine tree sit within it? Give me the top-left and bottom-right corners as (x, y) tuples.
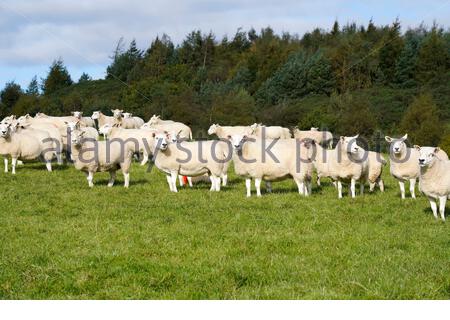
(331, 20), (340, 37)
(400, 93), (444, 145)
(42, 59), (73, 95)
(106, 38), (143, 82)
(0, 81), (23, 114)
(78, 73), (92, 83)
(379, 19), (404, 83)
(26, 76), (39, 95)
(393, 32), (420, 87)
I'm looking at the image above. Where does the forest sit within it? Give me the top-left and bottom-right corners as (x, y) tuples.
(1, 20), (450, 150)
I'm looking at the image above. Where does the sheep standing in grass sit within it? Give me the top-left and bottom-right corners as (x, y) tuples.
(70, 129), (134, 188)
(385, 134), (448, 199)
(208, 124), (252, 139)
(0, 123), (54, 173)
(415, 146), (450, 221)
(293, 127), (334, 148)
(249, 123), (291, 139)
(353, 150), (387, 192)
(152, 132), (230, 192)
(123, 112), (145, 128)
(309, 135), (366, 198)
(228, 135), (313, 197)
(143, 119), (192, 140)
(65, 121), (99, 141)
(99, 123), (156, 166)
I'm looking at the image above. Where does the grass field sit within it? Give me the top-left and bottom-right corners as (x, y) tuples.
(0, 159), (449, 299)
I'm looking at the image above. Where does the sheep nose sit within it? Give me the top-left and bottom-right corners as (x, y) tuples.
(394, 147), (399, 151)
(419, 159), (425, 163)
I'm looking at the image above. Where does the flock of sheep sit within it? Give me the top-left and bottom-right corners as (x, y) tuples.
(0, 110), (449, 221)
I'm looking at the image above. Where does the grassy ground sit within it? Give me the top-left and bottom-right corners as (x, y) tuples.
(0, 159), (449, 299)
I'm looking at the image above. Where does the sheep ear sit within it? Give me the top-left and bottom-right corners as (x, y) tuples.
(152, 132), (156, 138)
(353, 134), (359, 139)
(340, 136), (345, 141)
(64, 121), (69, 125)
(227, 135), (232, 140)
(414, 145), (421, 151)
(434, 147), (441, 154)
(385, 136), (393, 143)
(401, 134), (408, 141)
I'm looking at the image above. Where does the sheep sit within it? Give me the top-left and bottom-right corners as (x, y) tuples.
(123, 112), (145, 128)
(35, 112), (77, 125)
(71, 111), (96, 128)
(309, 135), (366, 198)
(114, 116), (138, 129)
(415, 146), (450, 221)
(1, 115), (16, 124)
(65, 120), (99, 141)
(91, 111), (115, 128)
(99, 123), (156, 166)
(228, 135), (313, 197)
(151, 132), (230, 192)
(0, 123), (54, 173)
(16, 115), (64, 164)
(385, 134), (448, 199)
(70, 129), (134, 188)
(208, 124), (252, 139)
(142, 121), (192, 140)
(293, 127), (334, 148)
(366, 151), (387, 192)
(249, 123), (291, 139)
(148, 115), (175, 125)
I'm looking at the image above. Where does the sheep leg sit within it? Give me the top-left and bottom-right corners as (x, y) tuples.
(350, 178), (356, 198)
(179, 175), (185, 187)
(123, 172), (130, 188)
(87, 171), (94, 187)
(170, 172), (178, 192)
(188, 177), (193, 187)
(316, 175), (321, 186)
(45, 161), (52, 172)
(56, 152), (63, 165)
(214, 176), (221, 192)
(409, 179), (416, 199)
(108, 171), (116, 187)
(379, 179), (385, 192)
(140, 152), (148, 166)
(369, 181), (375, 192)
(4, 158), (8, 173)
(11, 158), (17, 175)
(255, 178), (262, 197)
(209, 176), (215, 191)
(166, 175), (173, 191)
(245, 178), (251, 197)
(337, 181), (343, 199)
(439, 196), (446, 221)
(428, 197), (438, 219)
(307, 181), (312, 196)
(221, 174), (228, 186)
(265, 181), (272, 193)
(399, 181), (405, 199)
(295, 179), (304, 195)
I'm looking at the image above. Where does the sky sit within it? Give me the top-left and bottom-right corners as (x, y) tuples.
(1, 0), (449, 90)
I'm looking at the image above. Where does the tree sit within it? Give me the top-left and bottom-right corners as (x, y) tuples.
(26, 76), (40, 95)
(42, 59), (73, 95)
(416, 26), (450, 84)
(0, 81), (23, 115)
(393, 31), (421, 87)
(106, 38), (143, 82)
(379, 19), (404, 83)
(399, 93), (444, 146)
(78, 73), (92, 83)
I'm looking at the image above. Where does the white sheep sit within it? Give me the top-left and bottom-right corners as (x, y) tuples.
(70, 129), (134, 188)
(415, 146), (450, 221)
(65, 120), (99, 141)
(309, 135), (366, 198)
(366, 151), (387, 192)
(0, 123), (54, 173)
(71, 111), (96, 128)
(208, 124), (252, 139)
(123, 112), (145, 128)
(293, 127), (333, 148)
(151, 132), (230, 192)
(385, 134), (448, 199)
(143, 121), (192, 140)
(249, 123), (291, 139)
(148, 115), (175, 125)
(91, 111), (115, 128)
(99, 123), (156, 166)
(228, 135), (313, 197)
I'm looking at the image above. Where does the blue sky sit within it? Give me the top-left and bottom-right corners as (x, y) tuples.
(1, 0), (449, 90)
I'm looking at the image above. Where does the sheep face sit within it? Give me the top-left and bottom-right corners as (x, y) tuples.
(0, 123), (11, 138)
(111, 109), (123, 119)
(148, 115), (160, 125)
(98, 124), (112, 136)
(228, 134), (247, 152)
(65, 121), (80, 132)
(153, 133), (169, 151)
(91, 111), (101, 120)
(123, 112), (132, 118)
(141, 123), (151, 129)
(71, 130), (85, 146)
(340, 135), (361, 155)
(416, 146), (440, 168)
(72, 111), (83, 119)
(385, 134), (407, 155)
(208, 124), (218, 135)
